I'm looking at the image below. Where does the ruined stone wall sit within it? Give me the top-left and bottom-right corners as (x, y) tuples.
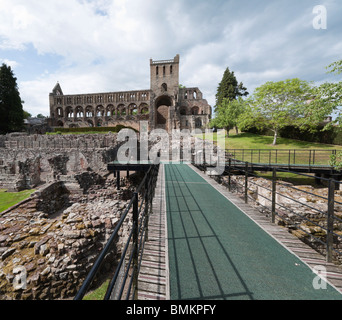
(0, 172), (136, 300)
(0, 133), (122, 191)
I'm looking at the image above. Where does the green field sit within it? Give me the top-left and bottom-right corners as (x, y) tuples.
(0, 189), (35, 213)
(200, 131), (342, 165)
(204, 130), (342, 150)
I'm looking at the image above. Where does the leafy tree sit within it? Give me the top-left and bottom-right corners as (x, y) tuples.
(329, 151), (342, 171)
(210, 97), (246, 136)
(327, 59), (342, 75)
(36, 114), (46, 119)
(0, 64), (24, 133)
(23, 110), (32, 119)
(306, 59), (342, 129)
(215, 68), (248, 112)
(238, 78), (313, 145)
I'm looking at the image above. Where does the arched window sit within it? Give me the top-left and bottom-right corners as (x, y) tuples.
(96, 106), (105, 117)
(162, 83), (167, 92)
(191, 107), (199, 115)
(129, 104), (138, 115)
(56, 107), (63, 117)
(85, 106), (94, 117)
(195, 118), (202, 128)
(141, 107), (149, 115)
(66, 107), (74, 118)
(117, 105), (126, 116)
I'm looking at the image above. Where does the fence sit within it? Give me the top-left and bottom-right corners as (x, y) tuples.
(197, 158), (342, 263)
(227, 149), (337, 166)
(74, 164), (159, 300)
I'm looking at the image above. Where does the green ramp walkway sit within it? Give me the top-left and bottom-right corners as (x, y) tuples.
(165, 163), (342, 300)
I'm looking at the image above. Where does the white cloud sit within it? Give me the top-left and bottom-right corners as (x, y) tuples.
(0, 58), (19, 69)
(0, 0), (341, 117)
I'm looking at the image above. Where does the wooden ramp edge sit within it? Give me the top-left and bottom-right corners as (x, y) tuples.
(138, 164), (170, 300)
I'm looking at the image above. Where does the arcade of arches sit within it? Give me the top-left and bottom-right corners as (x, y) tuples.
(49, 55), (211, 132)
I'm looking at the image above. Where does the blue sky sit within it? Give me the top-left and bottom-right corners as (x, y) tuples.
(0, 0), (341, 117)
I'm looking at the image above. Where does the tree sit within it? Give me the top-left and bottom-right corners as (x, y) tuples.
(23, 110), (32, 119)
(210, 97), (246, 136)
(0, 64), (24, 134)
(215, 68), (248, 112)
(312, 59), (342, 128)
(327, 59), (342, 75)
(238, 78), (313, 145)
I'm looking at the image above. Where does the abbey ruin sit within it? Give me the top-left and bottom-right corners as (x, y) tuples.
(49, 55), (212, 132)
(0, 55), (216, 300)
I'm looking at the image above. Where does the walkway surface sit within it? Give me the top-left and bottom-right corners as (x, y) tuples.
(164, 163), (342, 300)
(138, 164), (169, 300)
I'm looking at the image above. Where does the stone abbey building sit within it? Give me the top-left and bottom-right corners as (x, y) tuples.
(49, 55), (211, 132)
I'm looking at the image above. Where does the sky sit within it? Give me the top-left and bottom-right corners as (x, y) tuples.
(0, 0), (341, 117)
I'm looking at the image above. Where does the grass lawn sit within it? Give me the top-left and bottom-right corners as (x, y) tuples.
(199, 130), (342, 165)
(203, 130), (342, 150)
(0, 189), (35, 213)
(83, 280), (110, 300)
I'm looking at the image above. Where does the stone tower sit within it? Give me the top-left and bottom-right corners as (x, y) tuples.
(150, 55), (180, 132)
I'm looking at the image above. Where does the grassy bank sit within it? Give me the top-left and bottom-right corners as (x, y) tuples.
(199, 131), (342, 165)
(83, 280), (110, 300)
(0, 189), (35, 213)
(204, 130), (342, 151)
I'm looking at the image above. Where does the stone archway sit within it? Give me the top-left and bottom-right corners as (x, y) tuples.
(155, 95), (172, 131)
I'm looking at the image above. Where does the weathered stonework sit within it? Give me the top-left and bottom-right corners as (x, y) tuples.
(49, 55), (212, 132)
(0, 172), (138, 300)
(0, 133), (121, 191)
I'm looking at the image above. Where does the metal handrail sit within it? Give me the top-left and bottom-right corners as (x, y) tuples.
(226, 149), (337, 166)
(196, 158), (342, 263)
(74, 164), (159, 300)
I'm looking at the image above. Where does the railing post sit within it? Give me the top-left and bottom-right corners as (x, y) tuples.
(244, 162), (248, 203)
(133, 192), (139, 299)
(293, 149), (296, 165)
(145, 174), (149, 242)
(228, 158), (231, 192)
(116, 170), (121, 190)
(327, 179), (335, 263)
(272, 168), (277, 223)
(309, 150), (312, 168)
(269, 150), (271, 165)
